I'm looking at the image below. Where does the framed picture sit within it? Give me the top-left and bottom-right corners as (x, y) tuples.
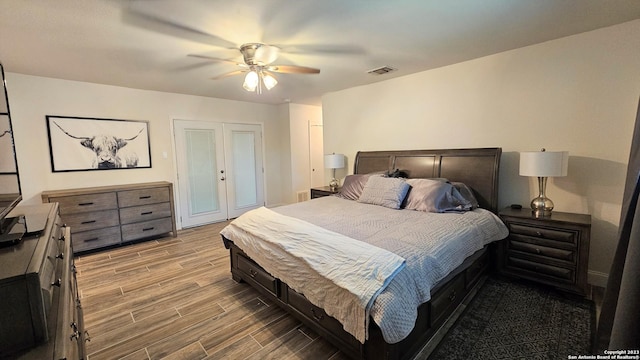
(46, 115), (152, 172)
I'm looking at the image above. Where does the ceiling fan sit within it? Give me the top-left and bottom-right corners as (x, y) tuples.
(188, 43), (320, 94)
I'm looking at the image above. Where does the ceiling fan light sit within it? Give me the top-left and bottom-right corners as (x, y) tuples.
(243, 71), (259, 91)
(263, 73), (278, 90)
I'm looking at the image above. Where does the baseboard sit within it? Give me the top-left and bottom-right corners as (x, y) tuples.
(588, 270), (608, 288)
(265, 202), (285, 208)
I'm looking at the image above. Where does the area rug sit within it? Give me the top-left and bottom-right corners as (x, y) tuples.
(429, 276), (595, 360)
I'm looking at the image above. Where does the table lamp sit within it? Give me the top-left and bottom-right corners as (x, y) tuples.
(519, 149), (569, 217)
(324, 153), (345, 192)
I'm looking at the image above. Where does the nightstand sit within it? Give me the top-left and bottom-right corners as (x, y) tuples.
(498, 208), (591, 296)
(310, 186), (340, 199)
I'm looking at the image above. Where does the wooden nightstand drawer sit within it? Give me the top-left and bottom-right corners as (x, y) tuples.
(508, 240), (575, 262)
(506, 256), (574, 282)
(508, 223), (576, 244)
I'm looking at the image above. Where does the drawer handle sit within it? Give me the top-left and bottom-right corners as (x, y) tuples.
(310, 308), (324, 321)
(58, 234), (65, 241)
(249, 269), (258, 278)
(141, 211), (153, 215)
(70, 331), (80, 341)
(56, 252), (64, 259)
(536, 231), (543, 237)
(143, 227), (155, 232)
(139, 195), (152, 199)
(81, 220), (96, 224)
(448, 290), (457, 302)
(78, 202), (94, 206)
(52, 278), (62, 287)
(535, 248), (541, 254)
(70, 322), (78, 332)
(84, 237), (99, 242)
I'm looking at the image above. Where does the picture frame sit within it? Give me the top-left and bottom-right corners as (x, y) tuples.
(46, 115), (152, 172)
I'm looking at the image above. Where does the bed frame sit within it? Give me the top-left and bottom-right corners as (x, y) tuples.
(223, 147), (502, 359)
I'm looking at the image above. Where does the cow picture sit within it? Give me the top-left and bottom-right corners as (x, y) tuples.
(46, 115), (151, 172)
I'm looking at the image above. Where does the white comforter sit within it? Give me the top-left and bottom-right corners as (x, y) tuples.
(221, 196), (509, 344)
(220, 207), (406, 343)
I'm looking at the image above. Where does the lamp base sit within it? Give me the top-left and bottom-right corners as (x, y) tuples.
(531, 196), (554, 217)
(329, 178), (339, 192)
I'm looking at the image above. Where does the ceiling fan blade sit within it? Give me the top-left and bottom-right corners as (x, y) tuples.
(123, 4), (237, 49)
(267, 65), (320, 74)
(211, 70), (248, 80)
(187, 54), (246, 66)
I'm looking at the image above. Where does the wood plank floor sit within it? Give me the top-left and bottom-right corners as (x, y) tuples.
(75, 221), (350, 360)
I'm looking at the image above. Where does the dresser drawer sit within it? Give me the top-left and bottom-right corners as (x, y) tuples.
(118, 187), (170, 208)
(40, 236), (62, 318)
(52, 192), (117, 215)
(64, 209), (120, 233)
(506, 256), (574, 282)
(508, 223), (576, 244)
(121, 218), (173, 242)
(73, 226), (121, 252)
(119, 202), (172, 225)
(508, 239), (575, 262)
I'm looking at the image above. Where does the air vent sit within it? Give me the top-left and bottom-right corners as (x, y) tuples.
(367, 66), (397, 75)
(296, 191), (309, 202)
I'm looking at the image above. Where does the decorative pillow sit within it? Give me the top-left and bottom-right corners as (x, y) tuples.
(336, 173), (384, 201)
(387, 169), (409, 178)
(403, 178), (474, 213)
(450, 181), (479, 209)
(417, 178), (479, 210)
(357, 176), (410, 209)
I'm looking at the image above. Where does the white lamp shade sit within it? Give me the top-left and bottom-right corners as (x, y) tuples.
(324, 154), (345, 169)
(520, 151), (569, 177)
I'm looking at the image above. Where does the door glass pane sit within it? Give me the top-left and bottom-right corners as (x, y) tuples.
(232, 131), (257, 208)
(186, 129), (219, 214)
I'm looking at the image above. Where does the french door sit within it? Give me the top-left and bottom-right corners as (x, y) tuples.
(174, 120), (264, 228)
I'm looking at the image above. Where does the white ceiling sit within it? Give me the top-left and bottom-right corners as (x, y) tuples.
(1, 0), (639, 106)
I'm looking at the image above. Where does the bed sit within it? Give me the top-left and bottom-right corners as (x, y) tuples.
(221, 148), (507, 359)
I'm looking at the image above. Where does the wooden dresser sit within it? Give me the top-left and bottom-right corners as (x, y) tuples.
(42, 181), (177, 253)
(0, 203), (86, 359)
(498, 207), (591, 296)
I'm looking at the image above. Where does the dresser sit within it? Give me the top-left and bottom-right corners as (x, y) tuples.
(498, 207), (591, 295)
(0, 203), (85, 359)
(42, 181), (177, 253)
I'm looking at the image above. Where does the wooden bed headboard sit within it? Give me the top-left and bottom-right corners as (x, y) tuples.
(353, 148), (502, 213)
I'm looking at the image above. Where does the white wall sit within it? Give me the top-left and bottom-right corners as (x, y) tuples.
(322, 20), (640, 286)
(6, 73), (287, 226)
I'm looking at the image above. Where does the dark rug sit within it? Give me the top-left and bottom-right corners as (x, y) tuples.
(429, 276), (595, 360)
